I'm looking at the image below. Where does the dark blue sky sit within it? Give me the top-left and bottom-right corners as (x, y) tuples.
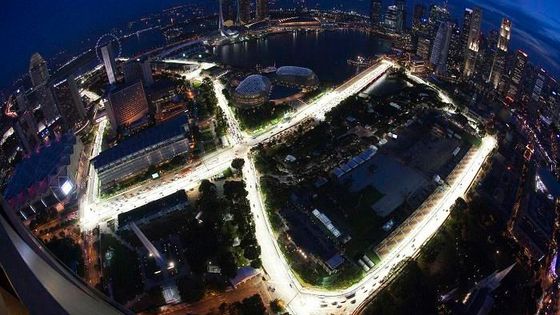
(1, 0), (559, 90)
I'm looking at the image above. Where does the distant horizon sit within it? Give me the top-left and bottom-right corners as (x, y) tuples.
(0, 0), (558, 92)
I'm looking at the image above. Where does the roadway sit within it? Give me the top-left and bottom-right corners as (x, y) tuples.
(78, 60), (495, 314)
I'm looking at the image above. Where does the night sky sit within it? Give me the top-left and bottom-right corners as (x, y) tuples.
(1, 0), (559, 90)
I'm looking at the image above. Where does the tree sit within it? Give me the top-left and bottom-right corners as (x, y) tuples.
(231, 158), (245, 170)
(243, 245), (261, 261)
(270, 299), (286, 314)
(218, 251), (238, 278)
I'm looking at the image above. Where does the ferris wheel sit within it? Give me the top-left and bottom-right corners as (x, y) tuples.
(95, 33), (122, 63)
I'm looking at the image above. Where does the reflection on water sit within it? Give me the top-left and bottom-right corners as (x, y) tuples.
(214, 30), (391, 84)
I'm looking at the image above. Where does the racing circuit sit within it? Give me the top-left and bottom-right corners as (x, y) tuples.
(79, 59), (496, 315)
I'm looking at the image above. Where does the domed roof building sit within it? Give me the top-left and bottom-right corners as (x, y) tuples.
(232, 75), (272, 108)
(275, 66), (319, 89)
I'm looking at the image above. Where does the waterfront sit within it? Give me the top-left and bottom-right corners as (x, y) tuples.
(214, 30), (392, 84)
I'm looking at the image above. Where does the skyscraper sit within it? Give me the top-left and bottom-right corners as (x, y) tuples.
(256, 0), (268, 21)
(506, 50), (529, 101)
(489, 18), (512, 88)
(459, 9), (473, 63)
(106, 81), (149, 132)
(100, 43), (118, 85)
(238, 0), (251, 24)
(220, 0), (237, 25)
(28, 53), (49, 88)
(428, 4), (450, 38)
(430, 22), (453, 75)
(532, 68), (547, 102)
(31, 85), (59, 124)
(417, 37), (432, 61)
(123, 60), (154, 87)
(463, 8), (482, 77)
(412, 4), (425, 30)
(52, 74), (86, 130)
(395, 0), (407, 30)
(385, 5), (403, 34)
(447, 23), (462, 71)
(371, 0), (383, 28)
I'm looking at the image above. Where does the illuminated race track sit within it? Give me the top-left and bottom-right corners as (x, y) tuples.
(80, 60), (496, 314)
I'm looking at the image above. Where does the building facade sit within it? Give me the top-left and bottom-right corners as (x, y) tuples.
(3, 134), (82, 215)
(92, 115), (190, 192)
(463, 8), (483, 77)
(489, 18), (512, 89)
(430, 22), (453, 75)
(29, 53), (49, 88)
(256, 0), (268, 21)
(52, 74), (86, 130)
(101, 43), (118, 85)
(370, 0), (383, 28)
(106, 81), (150, 132)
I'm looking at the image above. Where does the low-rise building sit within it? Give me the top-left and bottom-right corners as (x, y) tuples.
(91, 114), (190, 193)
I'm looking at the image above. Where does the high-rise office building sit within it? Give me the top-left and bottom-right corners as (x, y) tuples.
(489, 18), (512, 88)
(417, 37), (432, 61)
(506, 50), (529, 101)
(428, 5), (450, 38)
(395, 0), (407, 30)
(447, 23), (462, 71)
(28, 53), (50, 88)
(123, 60), (154, 87)
(238, 0), (251, 24)
(532, 68), (547, 102)
(256, 0), (268, 21)
(14, 111), (40, 153)
(412, 4), (425, 30)
(459, 9), (473, 64)
(31, 85), (59, 124)
(385, 5), (403, 34)
(463, 8), (482, 77)
(371, 0), (383, 28)
(106, 81), (149, 131)
(52, 74), (86, 130)
(101, 43), (118, 85)
(220, 0), (237, 25)
(430, 22), (453, 75)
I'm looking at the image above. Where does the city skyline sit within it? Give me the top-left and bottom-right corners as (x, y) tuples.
(1, 0), (559, 91)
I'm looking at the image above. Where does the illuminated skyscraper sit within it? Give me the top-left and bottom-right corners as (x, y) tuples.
(430, 22), (453, 75)
(100, 43), (118, 85)
(532, 68), (547, 102)
(106, 81), (149, 131)
(256, 0), (268, 21)
(506, 50), (529, 101)
(463, 8), (482, 77)
(459, 9), (473, 63)
(385, 5), (403, 34)
(371, 0), (383, 28)
(428, 4), (450, 37)
(489, 18), (512, 88)
(28, 53), (49, 88)
(395, 0), (407, 29)
(417, 37), (431, 61)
